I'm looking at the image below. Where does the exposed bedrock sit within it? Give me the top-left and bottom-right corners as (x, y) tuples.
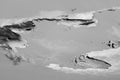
(0, 19), (36, 48)
(0, 28), (21, 41)
(3, 21), (36, 31)
(73, 54), (112, 69)
(0, 20), (35, 65)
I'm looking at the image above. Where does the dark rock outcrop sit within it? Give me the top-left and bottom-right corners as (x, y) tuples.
(3, 21), (36, 31)
(0, 20), (35, 65)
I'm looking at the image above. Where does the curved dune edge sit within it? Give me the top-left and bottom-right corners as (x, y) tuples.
(46, 63), (115, 75)
(46, 61), (120, 75)
(46, 47), (120, 75)
(86, 47), (120, 67)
